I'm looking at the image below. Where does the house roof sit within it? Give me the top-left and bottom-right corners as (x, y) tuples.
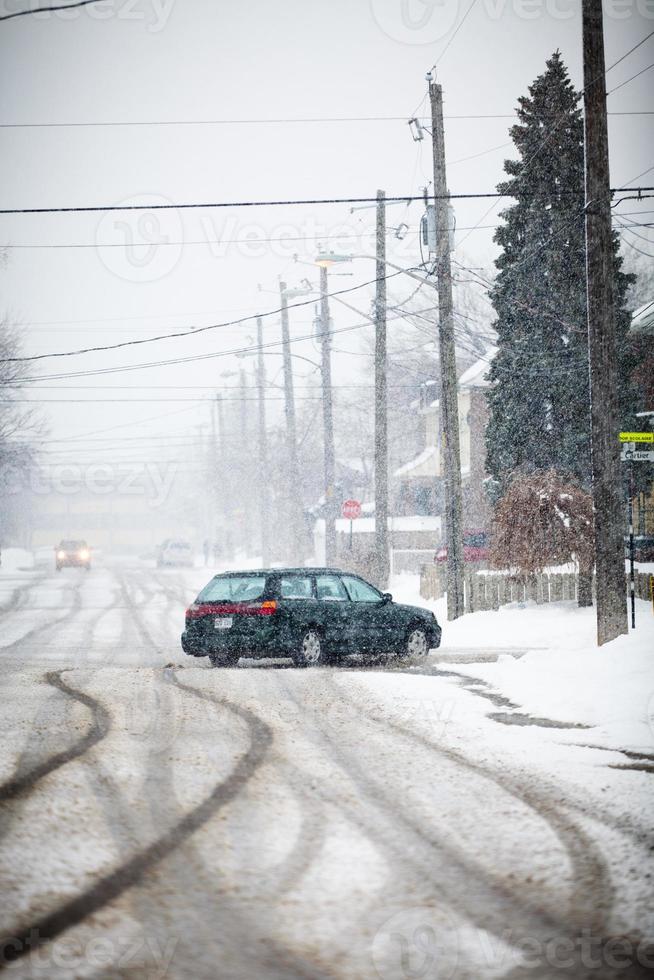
(458, 350), (496, 389)
(394, 446), (439, 478)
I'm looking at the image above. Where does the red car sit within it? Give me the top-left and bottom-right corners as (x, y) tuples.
(435, 530), (489, 564)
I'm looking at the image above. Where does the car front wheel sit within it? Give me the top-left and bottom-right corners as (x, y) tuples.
(404, 627), (429, 659)
(294, 630), (324, 668)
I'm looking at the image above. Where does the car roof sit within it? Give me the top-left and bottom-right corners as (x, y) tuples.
(213, 567), (348, 577)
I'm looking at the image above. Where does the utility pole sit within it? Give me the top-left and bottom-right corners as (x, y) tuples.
(319, 265), (337, 566)
(280, 281), (305, 564)
(238, 365), (251, 557)
(429, 75), (465, 620)
(582, 0), (628, 644)
(375, 189), (389, 587)
(256, 317), (271, 567)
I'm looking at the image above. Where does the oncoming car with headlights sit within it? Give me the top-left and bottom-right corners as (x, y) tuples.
(181, 567), (442, 668)
(55, 540), (91, 571)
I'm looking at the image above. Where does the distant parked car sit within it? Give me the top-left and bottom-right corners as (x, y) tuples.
(181, 567), (442, 667)
(624, 534), (654, 562)
(55, 540), (91, 571)
(156, 539), (194, 568)
(435, 529), (490, 564)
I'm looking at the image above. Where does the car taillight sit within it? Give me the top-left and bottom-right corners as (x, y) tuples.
(185, 600), (277, 619)
(248, 600), (277, 616)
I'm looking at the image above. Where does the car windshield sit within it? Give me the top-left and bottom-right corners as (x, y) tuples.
(60, 541), (85, 549)
(198, 575), (266, 602)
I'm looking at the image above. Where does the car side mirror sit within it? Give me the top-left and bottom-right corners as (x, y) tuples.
(382, 592), (393, 604)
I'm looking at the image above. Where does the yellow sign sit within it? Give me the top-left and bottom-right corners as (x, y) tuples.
(619, 432), (654, 443)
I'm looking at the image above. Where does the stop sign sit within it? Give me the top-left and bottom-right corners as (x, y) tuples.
(342, 499), (362, 520)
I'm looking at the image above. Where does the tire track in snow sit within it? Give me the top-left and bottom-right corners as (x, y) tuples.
(0, 669), (111, 802)
(0, 674), (273, 968)
(0, 575), (84, 665)
(329, 677), (618, 939)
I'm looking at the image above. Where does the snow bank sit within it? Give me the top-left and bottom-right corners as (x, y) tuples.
(0, 547), (35, 572)
(453, 601), (654, 752)
(389, 573), (654, 752)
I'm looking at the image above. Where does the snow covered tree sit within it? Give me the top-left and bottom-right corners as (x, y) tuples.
(486, 52), (639, 492)
(490, 469), (594, 606)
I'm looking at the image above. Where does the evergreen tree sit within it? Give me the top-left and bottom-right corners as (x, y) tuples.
(485, 52), (638, 492)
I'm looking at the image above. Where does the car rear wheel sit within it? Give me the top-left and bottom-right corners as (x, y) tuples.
(208, 652), (240, 668)
(294, 630), (324, 668)
(404, 627), (429, 659)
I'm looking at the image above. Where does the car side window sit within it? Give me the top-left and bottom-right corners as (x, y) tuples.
(280, 576), (313, 599)
(316, 575), (349, 601)
(341, 576), (382, 603)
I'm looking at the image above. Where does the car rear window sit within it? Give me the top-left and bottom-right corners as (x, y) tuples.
(198, 575), (266, 602)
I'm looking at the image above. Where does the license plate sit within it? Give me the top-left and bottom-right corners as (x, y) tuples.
(214, 617), (233, 630)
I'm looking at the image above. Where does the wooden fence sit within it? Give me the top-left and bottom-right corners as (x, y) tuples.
(420, 564), (653, 613)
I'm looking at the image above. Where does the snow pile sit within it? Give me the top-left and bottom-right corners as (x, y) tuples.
(0, 547), (35, 572)
(454, 603), (654, 752)
(390, 572), (654, 752)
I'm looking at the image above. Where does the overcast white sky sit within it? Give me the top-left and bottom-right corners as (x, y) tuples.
(1, 0), (652, 465)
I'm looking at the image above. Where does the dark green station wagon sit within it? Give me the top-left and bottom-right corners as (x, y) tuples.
(181, 567), (442, 667)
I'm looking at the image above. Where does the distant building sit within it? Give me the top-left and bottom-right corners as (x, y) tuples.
(393, 353), (494, 532)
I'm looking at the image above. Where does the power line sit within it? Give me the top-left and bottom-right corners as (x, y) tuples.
(2, 223), (504, 251)
(434, 0), (481, 64)
(606, 29), (654, 73)
(0, 0), (101, 21)
(1, 112), (650, 129)
(10, 312), (410, 384)
(607, 62), (654, 96)
(0, 266), (418, 363)
(0, 192), (501, 216)
(2, 186), (651, 218)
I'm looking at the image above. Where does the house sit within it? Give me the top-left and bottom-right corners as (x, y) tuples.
(393, 352), (494, 533)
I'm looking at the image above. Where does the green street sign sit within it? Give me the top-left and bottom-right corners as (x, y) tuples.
(619, 432), (654, 443)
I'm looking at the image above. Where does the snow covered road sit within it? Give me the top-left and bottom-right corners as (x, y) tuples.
(0, 559), (652, 979)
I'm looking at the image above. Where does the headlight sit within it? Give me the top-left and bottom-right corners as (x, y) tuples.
(57, 550), (66, 559)
(78, 549), (89, 561)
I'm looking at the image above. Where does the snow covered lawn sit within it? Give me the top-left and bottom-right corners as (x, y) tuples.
(390, 572), (654, 754)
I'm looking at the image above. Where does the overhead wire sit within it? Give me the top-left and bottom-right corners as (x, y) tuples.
(0, 0), (101, 20)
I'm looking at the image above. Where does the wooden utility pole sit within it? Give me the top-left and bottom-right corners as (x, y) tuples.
(279, 281), (305, 564)
(256, 317), (271, 567)
(319, 266), (337, 566)
(374, 189), (390, 587)
(582, 0), (628, 644)
(429, 77), (465, 620)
